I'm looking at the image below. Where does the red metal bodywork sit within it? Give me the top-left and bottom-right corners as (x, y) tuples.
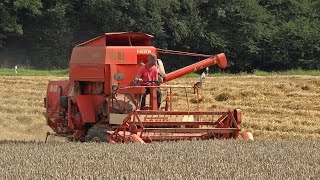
(164, 53), (227, 82)
(45, 80), (72, 137)
(44, 32), (250, 143)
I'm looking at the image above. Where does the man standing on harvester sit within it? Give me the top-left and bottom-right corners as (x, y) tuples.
(134, 53), (164, 109)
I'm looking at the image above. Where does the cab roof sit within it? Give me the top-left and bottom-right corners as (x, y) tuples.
(77, 32), (154, 47)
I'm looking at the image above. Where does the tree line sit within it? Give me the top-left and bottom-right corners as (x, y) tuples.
(0, 0), (319, 72)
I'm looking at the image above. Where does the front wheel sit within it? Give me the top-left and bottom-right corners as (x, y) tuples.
(85, 129), (108, 142)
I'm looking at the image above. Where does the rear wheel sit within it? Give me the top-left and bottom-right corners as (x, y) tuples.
(85, 129), (108, 142)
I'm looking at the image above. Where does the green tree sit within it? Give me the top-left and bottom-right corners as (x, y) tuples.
(0, 0), (41, 47)
(260, 0), (320, 70)
(201, 0), (274, 72)
(1, 0), (319, 71)
(23, 0), (73, 68)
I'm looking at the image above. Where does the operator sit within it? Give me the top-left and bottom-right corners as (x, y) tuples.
(134, 53), (164, 109)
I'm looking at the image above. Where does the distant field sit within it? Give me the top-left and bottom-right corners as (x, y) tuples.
(253, 69), (320, 76)
(0, 68), (69, 76)
(0, 75), (319, 141)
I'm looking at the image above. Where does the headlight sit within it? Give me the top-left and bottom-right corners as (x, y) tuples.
(112, 84), (118, 91)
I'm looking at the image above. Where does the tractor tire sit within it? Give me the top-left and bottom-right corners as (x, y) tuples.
(85, 129), (108, 143)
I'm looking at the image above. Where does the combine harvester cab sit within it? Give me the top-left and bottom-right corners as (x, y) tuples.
(44, 32), (253, 143)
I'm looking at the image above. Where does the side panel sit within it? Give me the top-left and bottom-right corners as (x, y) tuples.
(70, 47), (106, 64)
(74, 95), (106, 124)
(105, 46), (157, 64)
(75, 95), (95, 124)
(46, 80), (69, 116)
(70, 46), (106, 82)
(70, 64), (105, 82)
(45, 80), (69, 131)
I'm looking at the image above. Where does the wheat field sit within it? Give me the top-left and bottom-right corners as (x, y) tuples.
(0, 75), (319, 179)
(0, 140), (319, 179)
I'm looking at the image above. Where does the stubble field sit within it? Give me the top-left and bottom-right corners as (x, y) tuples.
(1, 75), (319, 141)
(0, 75), (319, 179)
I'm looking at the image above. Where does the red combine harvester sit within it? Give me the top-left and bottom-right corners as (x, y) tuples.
(44, 32), (253, 143)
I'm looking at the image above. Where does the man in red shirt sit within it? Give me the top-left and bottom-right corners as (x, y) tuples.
(134, 53), (162, 109)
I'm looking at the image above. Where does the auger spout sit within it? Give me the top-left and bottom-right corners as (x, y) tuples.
(163, 53), (227, 83)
